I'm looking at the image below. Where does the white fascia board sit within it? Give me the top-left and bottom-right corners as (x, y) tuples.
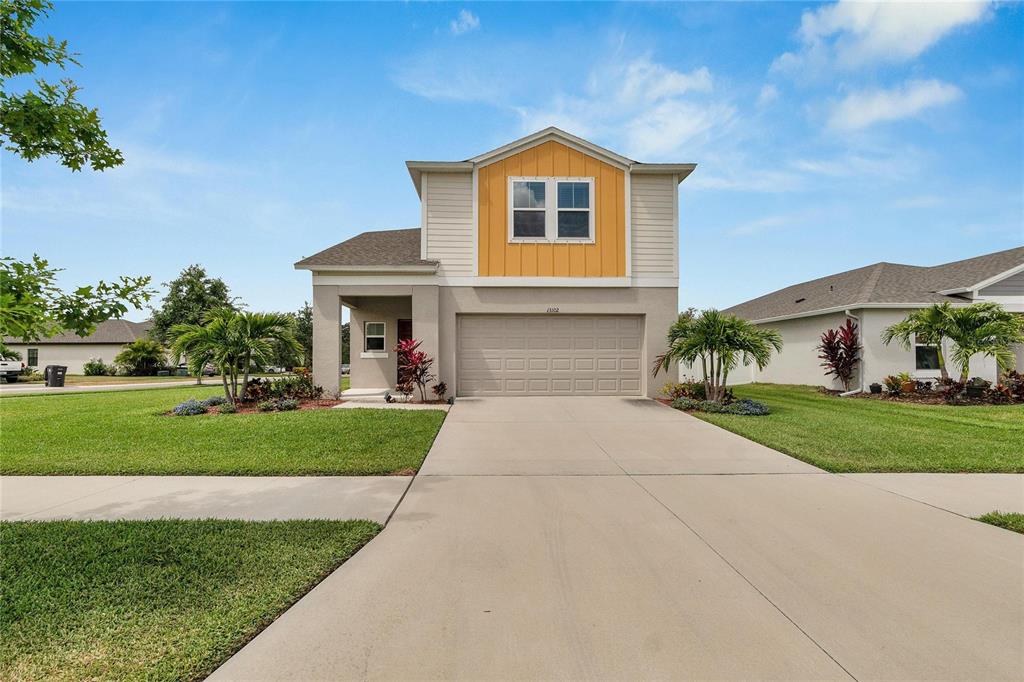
(406, 161), (473, 196)
(312, 274), (678, 288)
(470, 127), (633, 170)
(631, 163), (697, 183)
(746, 302), (966, 325)
(938, 262), (1024, 295)
(298, 264), (438, 273)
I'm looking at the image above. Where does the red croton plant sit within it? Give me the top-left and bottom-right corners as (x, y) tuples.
(394, 338), (436, 402)
(817, 319), (862, 391)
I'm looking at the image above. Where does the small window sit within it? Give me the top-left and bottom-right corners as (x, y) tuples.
(915, 345), (940, 370)
(556, 181), (591, 239)
(914, 335), (940, 370)
(27, 348), (38, 367)
(512, 181), (546, 238)
(364, 322), (385, 352)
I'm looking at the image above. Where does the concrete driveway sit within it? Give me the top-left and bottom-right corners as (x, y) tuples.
(213, 397), (1024, 681)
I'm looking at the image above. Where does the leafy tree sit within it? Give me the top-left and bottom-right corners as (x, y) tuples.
(654, 309), (783, 403)
(341, 321), (349, 364)
(114, 338), (166, 376)
(883, 302), (1024, 382)
(1, 0), (122, 171)
(293, 302), (313, 367)
(0, 255), (153, 358)
(817, 319), (861, 391)
(169, 309), (301, 402)
(880, 303), (953, 381)
(150, 265), (236, 344)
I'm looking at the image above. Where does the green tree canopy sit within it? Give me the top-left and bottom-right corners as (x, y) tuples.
(0, 255), (153, 358)
(1, 0), (123, 171)
(150, 265), (237, 344)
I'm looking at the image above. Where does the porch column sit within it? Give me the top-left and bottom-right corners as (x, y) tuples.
(312, 284), (341, 395)
(412, 285), (440, 388)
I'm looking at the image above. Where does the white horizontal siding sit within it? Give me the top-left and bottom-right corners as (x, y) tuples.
(980, 270), (1024, 296)
(630, 174), (677, 278)
(424, 172), (474, 276)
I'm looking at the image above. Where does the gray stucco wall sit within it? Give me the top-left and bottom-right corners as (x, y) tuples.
(311, 284), (678, 398)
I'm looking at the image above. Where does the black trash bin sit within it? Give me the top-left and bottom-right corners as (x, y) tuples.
(44, 365), (67, 387)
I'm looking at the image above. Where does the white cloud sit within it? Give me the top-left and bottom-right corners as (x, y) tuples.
(757, 84), (779, 107)
(827, 79), (962, 130)
(449, 9), (480, 36)
(773, 0), (991, 74)
(516, 55), (727, 159)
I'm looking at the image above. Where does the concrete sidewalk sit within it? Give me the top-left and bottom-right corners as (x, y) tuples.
(213, 397), (1024, 681)
(0, 476), (411, 523)
(0, 379), (209, 396)
(843, 473), (1024, 517)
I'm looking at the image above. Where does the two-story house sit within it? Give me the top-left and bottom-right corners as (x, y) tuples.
(296, 128), (694, 398)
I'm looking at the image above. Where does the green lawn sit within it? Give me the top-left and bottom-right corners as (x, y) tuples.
(977, 512), (1024, 534)
(0, 384), (442, 475)
(690, 384), (1024, 473)
(0, 519), (380, 681)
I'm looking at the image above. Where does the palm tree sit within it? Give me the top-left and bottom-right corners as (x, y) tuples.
(169, 308), (238, 401)
(942, 303), (1024, 382)
(653, 309), (783, 402)
(881, 303), (953, 381)
(113, 338), (166, 376)
(169, 309), (301, 402)
(236, 311), (302, 399)
(883, 302), (1024, 382)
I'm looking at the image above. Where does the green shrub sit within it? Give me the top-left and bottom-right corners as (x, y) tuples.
(172, 399), (207, 416)
(83, 358), (113, 376)
(257, 400), (277, 412)
(276, 398), (299, 411)
(218, 403), (237, 414)
(203, 396), (227, 407)
(726, 398), (770, 416)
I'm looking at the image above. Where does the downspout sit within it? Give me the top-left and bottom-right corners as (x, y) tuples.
(840, 309), (863, 396)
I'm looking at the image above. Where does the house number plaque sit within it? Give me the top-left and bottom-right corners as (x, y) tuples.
(546, 307), (560, 313)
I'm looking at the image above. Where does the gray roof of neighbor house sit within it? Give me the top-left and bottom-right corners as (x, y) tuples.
(3, 319), (154, 345)
(724, 246), (1024, 322)
(294, 228), (436, 269)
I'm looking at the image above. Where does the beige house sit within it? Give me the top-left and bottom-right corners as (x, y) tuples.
(4, 319), (154, 375)
(722, 247), (1024, 389)
(297, 128), (694, 398)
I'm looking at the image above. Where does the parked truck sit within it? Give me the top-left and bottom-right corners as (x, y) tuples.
(0, 359), (24, 382)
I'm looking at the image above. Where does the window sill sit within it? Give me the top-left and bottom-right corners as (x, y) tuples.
(508, 238), (596, 245)
(360, 351), (388, 359)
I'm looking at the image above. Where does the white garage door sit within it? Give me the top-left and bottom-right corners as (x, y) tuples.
(457, 314), (643, 396)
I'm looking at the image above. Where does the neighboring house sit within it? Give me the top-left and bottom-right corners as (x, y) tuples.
(721, 247), (1024, 389)
(296, 127), (695, 397)
(3, 319), (154, 374)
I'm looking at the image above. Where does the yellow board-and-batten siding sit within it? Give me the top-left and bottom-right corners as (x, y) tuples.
(477, 140), (626, 277)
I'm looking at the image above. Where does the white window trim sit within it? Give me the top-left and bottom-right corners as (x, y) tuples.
(912, 334), (942, 374)
(508, 176), (595, 244)
(361, 321), (387, 358)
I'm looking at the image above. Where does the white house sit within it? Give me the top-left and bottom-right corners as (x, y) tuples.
(721, 247), (1024, 389)
(3, 319), (153, 375)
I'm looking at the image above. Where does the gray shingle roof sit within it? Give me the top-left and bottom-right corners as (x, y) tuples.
(294, 228), (436, 268)
(4, 319), (153, 345)
(724, 246), (1024, 322)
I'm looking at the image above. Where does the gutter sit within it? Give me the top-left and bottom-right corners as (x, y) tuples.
(844, 309), (864, 395)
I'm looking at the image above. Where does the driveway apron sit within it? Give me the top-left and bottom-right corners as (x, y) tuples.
(212, 397), (1023, 681)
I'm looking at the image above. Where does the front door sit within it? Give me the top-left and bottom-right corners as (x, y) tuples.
(397, 319), (413, 384)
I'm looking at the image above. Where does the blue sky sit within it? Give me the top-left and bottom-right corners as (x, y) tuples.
(2, 1), (1022, 321)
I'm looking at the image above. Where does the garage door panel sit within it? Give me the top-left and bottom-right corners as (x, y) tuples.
(458, 314), (643, 396)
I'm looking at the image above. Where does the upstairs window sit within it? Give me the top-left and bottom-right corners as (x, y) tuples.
(557, 181), (590, 239)
(512, 181), (546, 238)
(508, 177), (594, 243)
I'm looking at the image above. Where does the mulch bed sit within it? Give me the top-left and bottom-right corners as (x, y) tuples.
(162, 398), (343, 416)
(849, 391), (1020, 406)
